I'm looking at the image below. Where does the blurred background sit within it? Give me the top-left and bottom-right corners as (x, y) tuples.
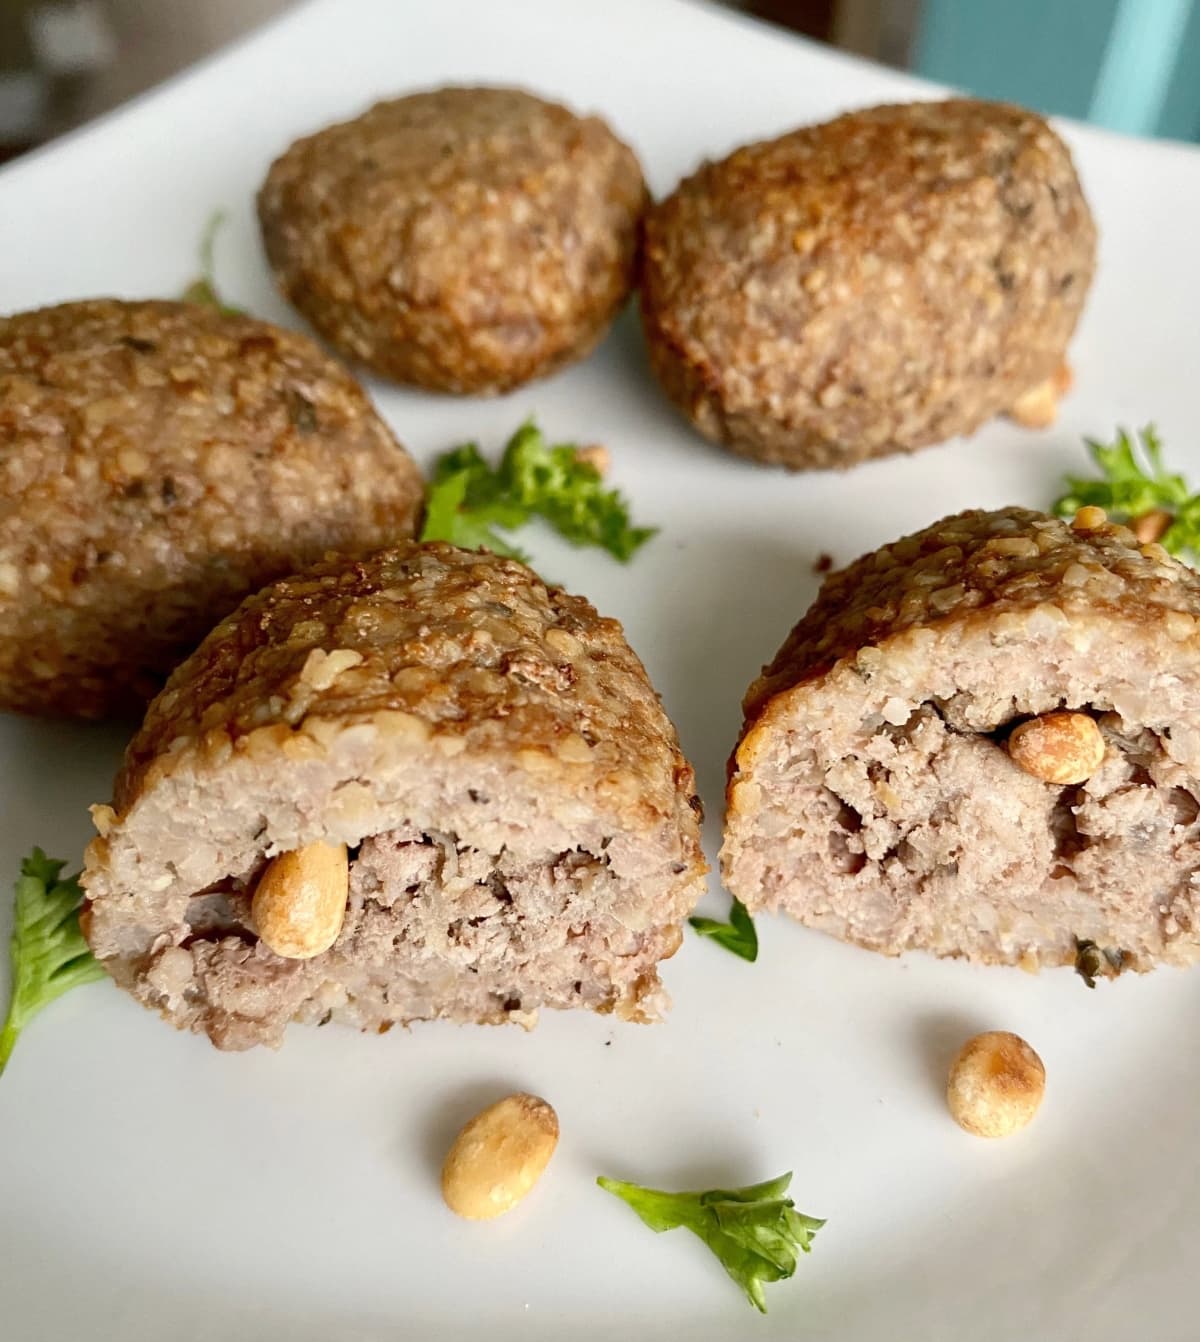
(1, 0), (1198, 163)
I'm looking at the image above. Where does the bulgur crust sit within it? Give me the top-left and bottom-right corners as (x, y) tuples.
(0, 299), (424, 719)
(642, 99), (1096, 469)
(723, 508), (1200, 971)
(257, 86), (648, 393)
(744, 509), (1200, 717)
(84, 543), (706, 1048)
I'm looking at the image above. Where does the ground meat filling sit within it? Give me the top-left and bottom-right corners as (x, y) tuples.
(793, 703), (1200, 965)
(725, 509), (1200, 973)
(140, 828), (674, 1050)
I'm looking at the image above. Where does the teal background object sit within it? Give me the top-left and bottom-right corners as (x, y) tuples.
(914, 0), (1200, 141)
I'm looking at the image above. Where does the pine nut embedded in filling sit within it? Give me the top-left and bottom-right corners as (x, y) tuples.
(1007, 711), (1105, 785)
(251, 841), (349, 959)
(441, 1092), (559, 1220)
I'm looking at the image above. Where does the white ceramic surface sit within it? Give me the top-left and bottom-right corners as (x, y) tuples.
(2, 2), (1200, 1338)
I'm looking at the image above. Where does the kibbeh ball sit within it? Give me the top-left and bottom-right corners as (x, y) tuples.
(722, 506), (1200, 974)
(82, 542), (707, 1050)
(257, 86), (648, 394)
(641, 99), (1096, 469)
(0, 298), (424, 719)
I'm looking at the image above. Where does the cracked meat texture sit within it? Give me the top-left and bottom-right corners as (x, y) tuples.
(723, 508), (1200, 971)
(83, 543), (706, 1049)
(258, 86), (648, 393)
(0, 299), (424, 718)
(641, 99), (1096, 468)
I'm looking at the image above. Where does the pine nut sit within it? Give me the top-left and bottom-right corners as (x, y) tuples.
(1072, 505), (1108, 532)
(1008, 711), (1105, 785)
(1007, 376), (1059, 429)
(947, 1031), (1045, 1138)
(1131, 509), (1171, 545)
(441, 1092), (559, 1220)
(251, 841), (348, 959)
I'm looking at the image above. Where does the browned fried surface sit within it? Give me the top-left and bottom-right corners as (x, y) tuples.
(642, 99), (1096, 469)
(0, 299), (424, 719)
(258, 86), (647, 393)
(743, 508), (1200, 723)
(117, 541), (699, 823)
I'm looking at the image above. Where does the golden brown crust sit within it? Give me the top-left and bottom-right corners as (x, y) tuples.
(0, 299), (424, 718)
(741, 507), (1200, 730)
(115, 542), (702, 838)
(258, 86), (648, 393)
(642, 99), (1096, 468)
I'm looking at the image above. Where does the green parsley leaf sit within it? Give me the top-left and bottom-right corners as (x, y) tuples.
(181, 210), (244, 316)
(1052, 426), (1200, 559)
(689, 898), (758, 962)
(419, 420), (656, 562)
(597, 1171), (824, 1313)
(1, 849), (105, 1077)
(422, 443), (532, 559)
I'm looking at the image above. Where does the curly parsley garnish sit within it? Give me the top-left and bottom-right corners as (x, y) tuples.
(597, 1171), (824, 1313)
(1053, 426), (1200, 556)
(1, 850), (105, 1077)
(689, 898), (759, 962)
(181, 210), (244, 316)
(420, 421), (656, 562)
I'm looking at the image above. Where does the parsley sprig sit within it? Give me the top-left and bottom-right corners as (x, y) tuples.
(420, 421), (656, 562)
(1052, 426), (1200, 558)
(597, 1171), (824, 1313)
(1, 850), (105, 1077)
(689, 898), (759, 962)
(182, 210), (244, 316)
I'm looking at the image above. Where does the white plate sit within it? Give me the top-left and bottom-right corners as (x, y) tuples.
(3, 2), (1200, 1338)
